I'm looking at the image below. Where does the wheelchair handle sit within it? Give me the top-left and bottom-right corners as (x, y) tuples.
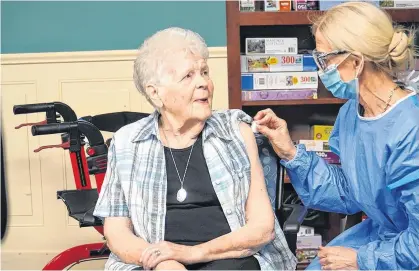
(13, 102), (77, 122)
(31, 121), (105, 147)
(31, 123), (78, 136)
(14, 103), (54, 114)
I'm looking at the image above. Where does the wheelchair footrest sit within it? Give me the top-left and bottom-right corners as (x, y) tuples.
(57, 189), (103, 227)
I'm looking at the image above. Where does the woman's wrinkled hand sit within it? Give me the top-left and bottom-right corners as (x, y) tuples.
(253, 108), (296, 161)
(318, 246), (359, 270)
(141, 241), (202, 270)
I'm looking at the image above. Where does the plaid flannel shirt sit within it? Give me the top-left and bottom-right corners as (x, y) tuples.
(93, 109), (297, 270)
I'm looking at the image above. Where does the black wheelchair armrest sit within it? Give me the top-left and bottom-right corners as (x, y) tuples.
(57, 189), (103, 227)
(282, 204), (308, 234)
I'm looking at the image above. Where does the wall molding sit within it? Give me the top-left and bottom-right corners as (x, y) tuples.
(1, 47), (227, 65)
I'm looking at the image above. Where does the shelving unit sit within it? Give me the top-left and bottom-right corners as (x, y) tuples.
(226, 1), (419, 110)
(225, 0), (419, 265)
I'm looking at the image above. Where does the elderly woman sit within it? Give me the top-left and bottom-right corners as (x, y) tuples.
(254, 2), (419, 270)
(93, 27), (297, 271)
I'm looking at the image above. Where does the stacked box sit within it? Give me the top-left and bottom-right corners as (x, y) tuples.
(311, 125), (333, 140)
(315, 151), (340, 164)
(297, 234), (322, 249)
(380, 0), (419, 8)
(293, 0), (318, 10)
(242, 89), (317, 101)
(239, 0), (256, 11)
(241, 72), (318, 90)
(299, 130), (341, 164)
(241, 36), (319, 101)
(245, 38), (298, 55)
(240, 54), (317, 72)
(296, 234), (322, 264)
(298, 140), (330, 152)
(318, 0), (379, 10)
(264, 0), (292, 11)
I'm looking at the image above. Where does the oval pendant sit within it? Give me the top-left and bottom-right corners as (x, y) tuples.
(176, 188), (187, 202)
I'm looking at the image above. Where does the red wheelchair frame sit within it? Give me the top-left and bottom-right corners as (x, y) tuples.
(13, 102), (147, 270)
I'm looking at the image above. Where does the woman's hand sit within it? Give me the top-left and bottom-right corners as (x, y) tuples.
(253, 108), (296, 160)
(141, 241), (202, 270)
(318, 246), (359, 270)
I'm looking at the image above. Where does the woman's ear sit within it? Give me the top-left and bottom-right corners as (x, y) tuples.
(354, 54), (365, 77)
(146, 84), (163, 109)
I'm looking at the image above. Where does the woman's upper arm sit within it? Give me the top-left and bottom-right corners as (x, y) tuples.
(238, 122), (275, 228)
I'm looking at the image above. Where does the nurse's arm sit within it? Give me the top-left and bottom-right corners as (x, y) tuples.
(280, 144), (360, 215)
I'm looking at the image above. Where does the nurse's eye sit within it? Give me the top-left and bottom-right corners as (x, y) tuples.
(202, 69), (209, 76)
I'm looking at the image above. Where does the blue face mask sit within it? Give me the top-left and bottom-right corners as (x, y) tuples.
(318, 64), (359, 100)
(317, 54), (364, 100)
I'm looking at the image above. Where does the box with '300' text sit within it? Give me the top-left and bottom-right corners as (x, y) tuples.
(241, 71), (318, 90)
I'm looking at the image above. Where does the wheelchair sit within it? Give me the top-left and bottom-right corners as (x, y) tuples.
(12, 102), (307, 270)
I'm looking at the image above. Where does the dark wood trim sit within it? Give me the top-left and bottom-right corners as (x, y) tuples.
(240, 9), (419, 26)
(242, 98), (346, 106)
(226, 0), (242, 109)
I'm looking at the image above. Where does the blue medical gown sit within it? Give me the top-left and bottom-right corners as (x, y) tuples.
(281, 93), (419, 270)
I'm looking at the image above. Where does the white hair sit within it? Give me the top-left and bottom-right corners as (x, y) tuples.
(133, 27), (209, 105)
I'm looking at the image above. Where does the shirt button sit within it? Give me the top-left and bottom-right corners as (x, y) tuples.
(215, 180), (221, 185)
(226, 209), (232, 215)
(238, 172), (244, 178)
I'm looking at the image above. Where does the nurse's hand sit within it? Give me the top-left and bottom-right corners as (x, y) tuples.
(318, 246), (359, 270)
(253, 108), (296, 161)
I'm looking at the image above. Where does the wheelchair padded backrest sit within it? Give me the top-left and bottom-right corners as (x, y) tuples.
(254, 133), (280, 210)
(84, 111), (150, 133)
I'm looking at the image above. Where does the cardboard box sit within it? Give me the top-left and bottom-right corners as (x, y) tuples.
(245, 37), (298, 55)
(297, 234), (322, 249)
(242, 89), (318, 101)
(239, 0), (256, 11)
(265, 0), (280, 11)
(380, 0), (419, 8)
(240, 54), (317, 72)
(279, 0), (292, 10)
(319, 0), (379, 10)
(299, 140), (330, 152)
(296, 249), (319, 264)
(315, 151), (340, 164)
(297, 226), (315, 237)
(311, 125), (333, 140)
(241, 71), (318, 90)
(293, 0), (318, 10)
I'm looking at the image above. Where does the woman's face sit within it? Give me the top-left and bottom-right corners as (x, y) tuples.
(315, 30), (360, 82)
(152, 52), (214, 123)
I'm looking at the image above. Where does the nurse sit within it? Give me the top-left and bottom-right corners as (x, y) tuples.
(254, 2), (419, 270)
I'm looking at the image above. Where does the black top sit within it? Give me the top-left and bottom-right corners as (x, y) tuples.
(164, 134), (231, 246)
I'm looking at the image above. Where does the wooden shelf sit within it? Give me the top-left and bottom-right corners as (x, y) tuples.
(240, 8), (419, 26)
(242, 98), (346, 106)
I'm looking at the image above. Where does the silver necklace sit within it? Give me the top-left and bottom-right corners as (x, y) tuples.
(162, 129), (195, 202)
(383, 85), (398, 112)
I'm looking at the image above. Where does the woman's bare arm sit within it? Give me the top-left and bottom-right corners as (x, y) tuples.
(192, 122), (275, 262)
(104, 217), (150, 265)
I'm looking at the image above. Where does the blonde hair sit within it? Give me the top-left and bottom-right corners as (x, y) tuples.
(312, 2), (417, 77)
